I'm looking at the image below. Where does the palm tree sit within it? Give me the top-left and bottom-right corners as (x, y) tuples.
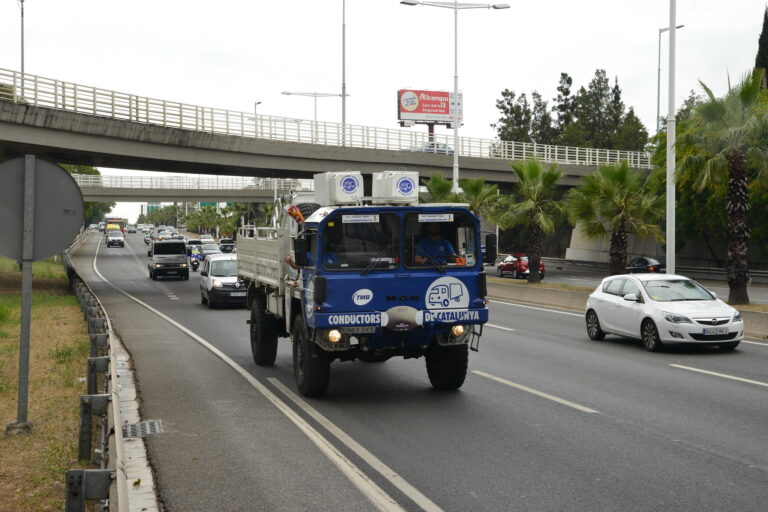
(677, 70), (768, 304)
(490, 159), (564, 283)
(420, 173), (458, 203)
(567, 162), (664, 275)
(457, 178), (499, 222)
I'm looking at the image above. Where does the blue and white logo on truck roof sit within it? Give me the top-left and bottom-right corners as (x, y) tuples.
(426, 276), (469, 309)
(396, 177), (415, 196)
(341, 175), (360, 194)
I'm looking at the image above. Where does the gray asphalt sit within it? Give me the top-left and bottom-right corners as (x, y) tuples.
(73, 233), (768, 511)
(490, 263), (768, 305)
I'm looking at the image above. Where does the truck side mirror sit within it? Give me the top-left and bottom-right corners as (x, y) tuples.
(294, 238), (309, 267)
(147, 250), (152, 257)
(484, 233), (497, 265)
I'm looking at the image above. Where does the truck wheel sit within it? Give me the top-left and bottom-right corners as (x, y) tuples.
(250, 293), (278, 366)
(425, 343), (468, 391)
(292, 316), (330, 397)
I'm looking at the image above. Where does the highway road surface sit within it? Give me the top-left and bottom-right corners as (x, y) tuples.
(72, 233), (768, 511)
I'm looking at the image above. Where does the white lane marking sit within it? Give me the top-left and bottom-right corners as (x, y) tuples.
(486, 324), (515, 332)
(489, 299), (583, 318)
(268, 378), (444, 512)
(472, 370), (599, 414)
(92, 241), (407, 512)
(743, 340), (768, 347)
(670, 364), (768, 389)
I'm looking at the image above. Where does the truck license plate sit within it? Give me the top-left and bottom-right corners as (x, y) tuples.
(703, 327), (728, 335)
(230, 292), (246, 297)
(340, 326), (376, 334)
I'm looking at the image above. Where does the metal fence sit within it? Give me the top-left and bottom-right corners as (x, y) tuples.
(0, 68), (652, 169)
(71, 173), (314, 191)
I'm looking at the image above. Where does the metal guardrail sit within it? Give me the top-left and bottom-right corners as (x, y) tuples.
(0, 68), (652, 170)
(71, 173), (314, 191)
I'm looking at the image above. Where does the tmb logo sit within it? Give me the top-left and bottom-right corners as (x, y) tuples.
(353, 289), (373, 306)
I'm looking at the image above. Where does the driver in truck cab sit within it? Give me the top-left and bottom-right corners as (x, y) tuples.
(414, 222), (456, 264)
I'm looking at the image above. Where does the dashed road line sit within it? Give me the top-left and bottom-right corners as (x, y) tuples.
(472, 370), (599, 414)
(670, 364), (768, 389)
(486, 324), (515, 332)
(489, 299), (583, 317)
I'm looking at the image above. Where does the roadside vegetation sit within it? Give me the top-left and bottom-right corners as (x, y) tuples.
(0, 256), (88, 511)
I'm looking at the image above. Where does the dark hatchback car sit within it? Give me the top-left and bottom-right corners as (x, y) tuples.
(626, 257), (666, 274)
(219, 237), (235, 253)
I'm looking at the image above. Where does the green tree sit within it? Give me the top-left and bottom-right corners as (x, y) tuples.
(756, 7), (768, 77)
(492, 90), (532, 142)
(490, 159), (564, 283)
(552, 72), (576, 137)
(530, 92), (557, 144)
(566, 162), (664, 275)
(614, 108), (649, 151)
(457, 178), (499, 222)
(677, 70), (768, 304)
(420, 173), (459, 203)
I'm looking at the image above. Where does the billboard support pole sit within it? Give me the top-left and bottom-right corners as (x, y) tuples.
(452, 1), (460, 194)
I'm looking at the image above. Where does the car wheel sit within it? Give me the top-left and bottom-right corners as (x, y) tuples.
(718, 341), (740, 351)
(425, 343), (468, 391)
(586, 310), (605, 341)
(512, 269), (518, 279)
(250, 292), (278, 366)
(496, 266), (502, 277)
(207, 294), (216, 309)
(641, 319), (663, 352)
(292, 315), (330, 397)
(200, 291), (208, 305)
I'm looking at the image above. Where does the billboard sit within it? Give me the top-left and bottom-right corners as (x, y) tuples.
(397, 89), (463, 124)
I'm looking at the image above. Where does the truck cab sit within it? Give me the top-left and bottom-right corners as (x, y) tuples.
(238, 171), (496, 397)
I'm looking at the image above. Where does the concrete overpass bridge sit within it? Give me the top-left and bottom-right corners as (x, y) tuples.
(0, 69), (652, 187)
(72, 174), (313, 202)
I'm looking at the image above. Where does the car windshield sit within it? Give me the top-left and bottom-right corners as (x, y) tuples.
(202, 244), (220, 251)
(108, 230), (123, 237)
(405, 212), (477, 268)
(642, 279), (714, 302)
(321, 213), (399, 271)
(210, 260), (237, 277)
(154, 243), (186, 255)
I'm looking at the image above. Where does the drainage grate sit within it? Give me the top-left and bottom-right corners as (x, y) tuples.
(122, 420), (164, 438)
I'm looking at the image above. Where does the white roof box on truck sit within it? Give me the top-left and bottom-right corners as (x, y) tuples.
(314, 172), (363, 206)
(371, 171), (419, 205)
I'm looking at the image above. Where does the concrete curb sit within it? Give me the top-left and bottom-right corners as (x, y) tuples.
(487, 280), (768, 339)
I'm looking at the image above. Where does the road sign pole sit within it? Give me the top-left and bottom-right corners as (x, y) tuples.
(7, 154), (36, 434)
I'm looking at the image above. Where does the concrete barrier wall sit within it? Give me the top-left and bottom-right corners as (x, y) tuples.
(487, 280), (768, 339)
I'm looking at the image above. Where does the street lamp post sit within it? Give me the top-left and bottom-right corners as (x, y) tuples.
(281, 91), (348, 143)
(656, 23), (684, 134)
(400, 0), (509, 194)
(19, 0), (25, 97)
(342, 0), (347, 147)
(666, 0), (678, 275)
(254, 101), (262, 138)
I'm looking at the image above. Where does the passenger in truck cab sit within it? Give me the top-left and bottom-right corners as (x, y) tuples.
(414, 222), (456, 264)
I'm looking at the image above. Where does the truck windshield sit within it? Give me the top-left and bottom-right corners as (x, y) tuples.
(153, 243), (186, 255)
(321, 213), (399, 270)
(404, 212), (477, 269)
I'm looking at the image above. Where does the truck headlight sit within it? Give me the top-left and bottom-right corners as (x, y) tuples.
(451, 325), (465, 337)
(327, 330), (342, 343)
(662, 311), (692, 324)
(212, 279), (223, 288)
(155, 264), (163, 268)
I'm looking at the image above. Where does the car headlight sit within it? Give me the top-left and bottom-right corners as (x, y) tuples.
(212, 279), (223, 288)
(733, 311), (742, 322)
(662, 311), (692, 324)
(180, 263), (187, 267)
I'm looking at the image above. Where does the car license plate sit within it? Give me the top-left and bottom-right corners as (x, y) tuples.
(703, 327), (728, 335)
(340, 326), (376, 334)
(167, 270), (177, 275)
(230, 292), (246, 297)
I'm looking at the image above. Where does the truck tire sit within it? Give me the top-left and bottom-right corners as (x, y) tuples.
(296, 202), (321, 221)
(425, 343), (468, 391)
(292, 316), (330, 397)
(250, 293), (278, 366)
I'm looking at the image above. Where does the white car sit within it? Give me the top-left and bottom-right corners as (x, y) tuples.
(199, 253), (246, 309)
(585, 274), (743, 351)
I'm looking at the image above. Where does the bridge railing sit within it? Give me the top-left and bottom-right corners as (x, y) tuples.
(0, 68), (652, 169)
(71, 173), (314, 191)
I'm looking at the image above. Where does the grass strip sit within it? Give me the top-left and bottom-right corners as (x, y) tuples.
(0, 256), (89, 511)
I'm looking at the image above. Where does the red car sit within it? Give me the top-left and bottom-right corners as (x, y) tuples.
(496, 253), (545, 280)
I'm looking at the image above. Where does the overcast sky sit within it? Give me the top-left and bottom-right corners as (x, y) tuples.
(1, 0), (764, 222)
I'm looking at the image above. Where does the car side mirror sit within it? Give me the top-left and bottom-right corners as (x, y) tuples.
(484, 233), (497, 265)
(623, 293), (639, 302)
(147, 250), (152, 257)
(294, 238), (309, 267)
(200, 270), (208, 277)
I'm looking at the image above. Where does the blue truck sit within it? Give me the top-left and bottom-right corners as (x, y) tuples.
(237, 171), (496, 397)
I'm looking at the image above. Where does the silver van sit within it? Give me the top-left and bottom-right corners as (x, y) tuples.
(148, 240), (189, 280)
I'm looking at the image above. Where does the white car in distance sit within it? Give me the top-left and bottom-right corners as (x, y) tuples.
(585, 274), (743, 352)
